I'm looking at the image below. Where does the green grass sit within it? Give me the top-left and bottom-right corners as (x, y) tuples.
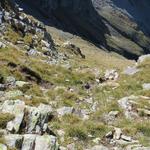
(0, 113), (15, 129)
(67, 125), (87, 141)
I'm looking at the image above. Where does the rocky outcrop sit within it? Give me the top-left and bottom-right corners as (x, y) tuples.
(0, 99), (59, 150)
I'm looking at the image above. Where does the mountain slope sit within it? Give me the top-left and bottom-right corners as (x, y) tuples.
(0, 0), (150, 150)
(16, 0), (150, 59)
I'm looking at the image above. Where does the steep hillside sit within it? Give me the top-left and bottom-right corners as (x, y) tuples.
(16, 0), (150, 59)
(0, 0), (150, 150)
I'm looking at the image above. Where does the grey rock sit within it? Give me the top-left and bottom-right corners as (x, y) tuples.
(0, 11), (3, 24)
(0, 129), (8, 135)
(11, 19), (26, 32)
(25, 104), (53, 134)
(15, 81), (28, 87)
(108, 111), (119, 117)
(142, 83), (150, 90)
(22, 134), (37, 150)
(27, 49), (38, 56)
(123, 66), (140, 75)
(4, 90), (23, 99)
(59, 146), (67, 150)
(5, 76), (16, 85)
(67, 143), (75, 150)
(57, 130), (65, 142)
(113, 128), (122, 140)
(138, 54), (150, 64)
(118, 96), (138, 119)
(0, 42), (6, 49)
(63, 41), (85, 58)
(0, 144), (7, 150)
(0, 84), (6, 91)
(4, 134), (23, 149)
(0, 100), (25, 133)
(74, 109), (90, 120)
(57, 107), (74, 117)
(104, 69), (119, 81)
(41, 40), (50, 48)
(103, 111), (119, 124)
(121, 135), (132, 142)
(3, 11), (11, 22)
(34, 135), (59, 150)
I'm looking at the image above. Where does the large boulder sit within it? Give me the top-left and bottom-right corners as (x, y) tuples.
(0, 144), (7, 150)
(34, 135), (59, 150)
(25, 104), (53, 134)
(138, 54), (150, 63)
(0, 100), (25, 133)
(4, 134), (23, 149)
(22, 134), (37, 150)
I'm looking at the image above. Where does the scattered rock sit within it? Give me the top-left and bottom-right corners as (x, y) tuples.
(27, 49), (39, 56)
(5, 76), (16, 86)
(113, 128), (122, 140)
(74, 109), (90, 120)
(142, 83), (150, 90)
(63, 41), (85, 59)
(92, 138), (101, 144)
(34, 135), (59, 150)
(104, 69), (119, 81)
(67, 143), (75, 150)
(118, 96), (138, 119)
(123, 66), (140, 75)
(4, 90), (23, 99)
(57, 130), (65, 142)
(15, 81), (29, 87)
(138, 54), (150, 63)
(121, 135), (132, 142)
(103, 111), (119, 124)
(0, 84), (6, 91)
(0, 41), (6, 49)
(57, 107), (74, 117)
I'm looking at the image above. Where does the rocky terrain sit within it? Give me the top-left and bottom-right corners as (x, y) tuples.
(0, 0), (150, 150)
